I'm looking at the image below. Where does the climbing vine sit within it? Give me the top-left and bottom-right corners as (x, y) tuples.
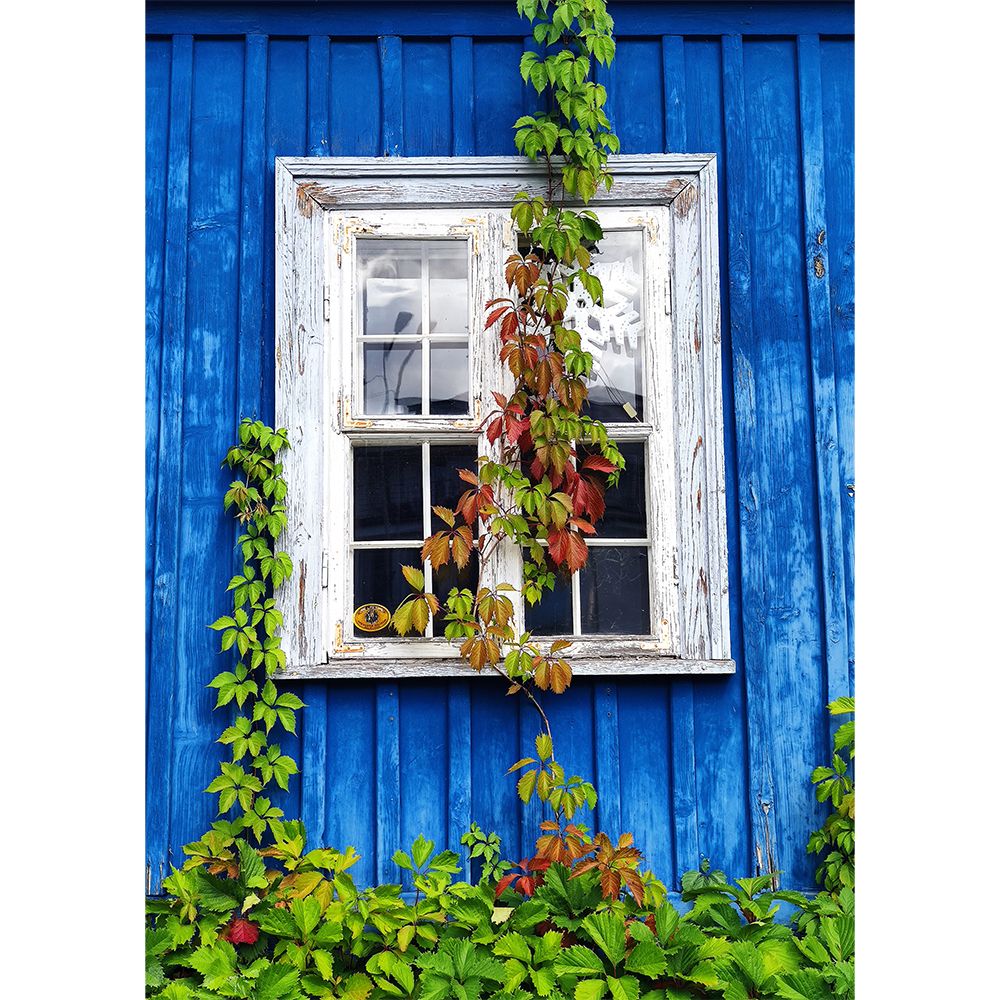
(203, 420), (304, 842)
(392, 0), (623, 814)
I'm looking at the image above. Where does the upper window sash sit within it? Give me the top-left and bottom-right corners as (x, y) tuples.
(275, 155), (733, 678)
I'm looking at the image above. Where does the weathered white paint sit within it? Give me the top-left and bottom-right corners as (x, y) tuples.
(275, 155), (732, 677)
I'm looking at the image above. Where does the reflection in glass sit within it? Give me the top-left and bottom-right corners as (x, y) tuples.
(354, 547), (422, 637)
(430, 444), (479, 511)
(363, 342), (422, 415)
(353, 446), (422, 540)
(580, 440), (647, 538)
(580, 548), (649, 634)
(524, 563), (573, 637)
(561, 230), (645, 423)
(357, 238), (470, 417)
(429, 343), (470, 415)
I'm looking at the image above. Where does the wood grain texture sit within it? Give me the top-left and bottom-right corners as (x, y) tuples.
(146, 3), (855, 39)
(796, 35), (850, 720)
(146, 11), (854, 896)
(403, 40), (452, 155)
(379, 36), (403, 157)
(450, 37), (475, 157)
(147, 33), (193, 894)
(819, 37), (855, 703)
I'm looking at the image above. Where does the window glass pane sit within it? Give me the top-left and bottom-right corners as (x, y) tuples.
(363, 341), (422, 414)
(354, 547), (422, 636)
(566, 230), (644, 423)
(430, 444), (479, 512)
(429, 342), (470, 415)
(580, 547), (649, 634)
(524, 560), (573, 636)
(429, 278), (469, 336)
(432, 552), (479, 632)
(581, 440), (646, 538)
(354, 446), (422, 541)
(358, 238), (470, 417)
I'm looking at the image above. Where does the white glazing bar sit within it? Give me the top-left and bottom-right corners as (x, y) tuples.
(422, 439), (433, 636)
(421, 244), (431, 416)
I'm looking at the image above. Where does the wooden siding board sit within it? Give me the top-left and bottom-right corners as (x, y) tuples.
(328, 41), (382, 156)
(447, 681), (473, 879)
(661, 35), (685, 153)
(169, 36), (247, 857)
(399, 682), (450, 867)
(474, 39), (523, 154)
(819, 36), (854, 697)
(403, 40), (452, 156)
(308, 35), (331, 156)
(796, 34), (850, 723)
(741, 37), (828, 883)
(379, 35), (404, 156)
(264, 38), (309, 426)
(146, 37), (171, 706)
(470, 682), (522, 864)
(616, 680), (675, 883)
(147, 32), (194, 894)
(321, 683), (378, 884)
(593, 681), (622, 838)
(376, 683), (402, 884)
(451, 37), (475, 156)
(721, 33), (770, 880)
(147, 3), (855, 39)
(681, 34), (751, 880)
(613, 38), (664, 154)
(238, 34), (268, 421)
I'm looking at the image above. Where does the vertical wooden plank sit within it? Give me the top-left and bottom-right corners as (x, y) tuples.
(473, 38), (524, 154)
(264, 38), (308, 427)
(172, 35), (248, 855)
(819, 37), (855, 697)
(615, 680), (674, 883)
(376, 683), (402, 884)
(448, 681), (474, 879)
(796, 35), (850, 721)
(403, 40), (452, 156)
(238, 34), (267, 422)
(308, 35), (330, 157)
(682, 36), (750, 883)
(146, 36), (171, 709)
(740, 37), (827, 885)
(471, 682), (522, 865)
(147, 33), (193, 895)
(593, 682), (621, 837)
(451, 37), (475, 156)
(399, 683), (449, 857)
(661, 35), (685, 153)
(328, 41), (381, 156)
(721, 34), (770, 880)
(322, 682), (377, 883)
(610, 39), (663, 154)
(379, 35), (403, 156)
(301, 31), (330, 851)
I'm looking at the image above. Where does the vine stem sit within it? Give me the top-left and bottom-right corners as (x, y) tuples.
(488, 660), (553, 744)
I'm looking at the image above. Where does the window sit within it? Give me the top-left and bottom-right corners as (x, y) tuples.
(276, 156), (733, 677)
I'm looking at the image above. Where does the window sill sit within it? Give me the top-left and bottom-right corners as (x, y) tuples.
(278, 652), (736, 680)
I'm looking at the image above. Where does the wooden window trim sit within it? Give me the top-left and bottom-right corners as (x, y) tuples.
(276, 155), (734, 678)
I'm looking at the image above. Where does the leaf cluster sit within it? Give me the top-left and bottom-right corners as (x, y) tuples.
(205, 419), (304, 840)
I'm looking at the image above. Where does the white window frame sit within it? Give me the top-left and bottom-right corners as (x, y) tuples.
(275, 155), (733, 678)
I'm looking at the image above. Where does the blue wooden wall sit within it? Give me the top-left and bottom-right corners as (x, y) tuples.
(146, 1), (854, 897)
